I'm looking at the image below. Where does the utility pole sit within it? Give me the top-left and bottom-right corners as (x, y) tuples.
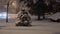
(6, 1), (9, 22)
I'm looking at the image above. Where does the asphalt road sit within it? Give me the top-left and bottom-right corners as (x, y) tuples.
(0, 16), (60, 34)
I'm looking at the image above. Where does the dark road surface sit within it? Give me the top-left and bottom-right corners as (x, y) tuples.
(0, 16), (60, 34)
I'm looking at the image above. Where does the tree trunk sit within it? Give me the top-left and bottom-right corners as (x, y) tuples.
(42, 13), (45, 19)
(43, 15), (45, 19)
(37, 14), (40, 20)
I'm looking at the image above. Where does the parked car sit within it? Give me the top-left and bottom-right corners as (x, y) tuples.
(48, 12), (60, 22)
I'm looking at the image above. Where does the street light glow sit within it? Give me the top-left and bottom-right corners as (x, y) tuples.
(12, 1), (17, 7)
(0, 12), (7, 19)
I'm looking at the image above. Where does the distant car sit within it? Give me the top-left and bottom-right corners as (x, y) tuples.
(48, 12), (60, 22)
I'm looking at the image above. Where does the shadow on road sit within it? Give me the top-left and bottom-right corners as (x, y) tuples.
(0, 26), (6, 29)
(53, 32), (60, 34)
(32, 24), (48, 27)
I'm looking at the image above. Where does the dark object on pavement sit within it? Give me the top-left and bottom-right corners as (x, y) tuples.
(16, 12), (32, 26)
